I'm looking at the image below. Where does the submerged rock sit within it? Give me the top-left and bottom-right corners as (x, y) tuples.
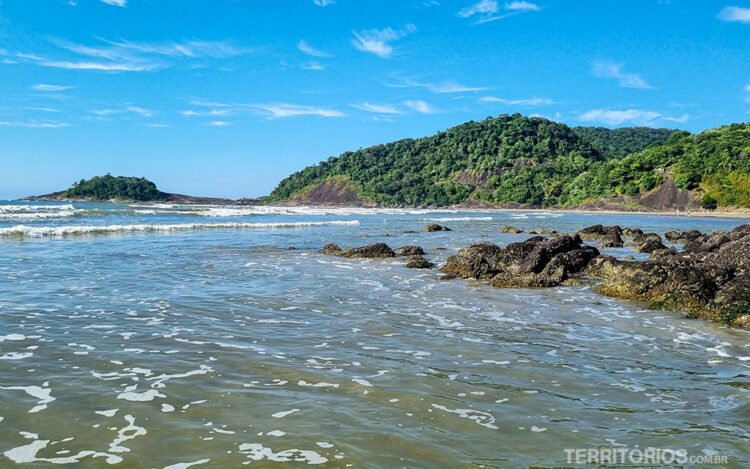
(394, 246), (425, 256)
(528, 228), (558, 235)
(320, 242), (396, 258)
(441, 235), (599, 288)
(423, 224), (452, 232)
(499, 226), (523, 234)
(576, 224), (624, 248)
(586, 224), (750, 327)
(406, 256), (435, 269)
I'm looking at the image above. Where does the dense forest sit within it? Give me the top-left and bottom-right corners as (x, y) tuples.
(64, 174), (167, 201)
(267, 114), (685, 207)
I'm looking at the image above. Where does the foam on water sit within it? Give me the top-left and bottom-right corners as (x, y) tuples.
(0, 220), (359, 238)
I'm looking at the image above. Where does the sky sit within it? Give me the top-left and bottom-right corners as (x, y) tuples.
(0, 0), (749, 199)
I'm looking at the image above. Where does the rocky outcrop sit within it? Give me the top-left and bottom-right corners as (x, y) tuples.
(576, 225), (624, 247)
(622, 227), (644, 238)
(528, 228), (558, 235)
(320, 243), (395, 258)
(631, 233), (668, 254)
(441, 235), (600, 288)
(500, 226), (523, 234)
(406, 256), (435, 269)
(586, 224), (750, 327)
(664, 230), (703, 243)
(423, 224), (452, 232)
(394, 246), (425, 256)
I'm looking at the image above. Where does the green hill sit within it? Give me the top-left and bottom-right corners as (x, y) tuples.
(267, 114), (683, 207)
(63, 174), (168, 201)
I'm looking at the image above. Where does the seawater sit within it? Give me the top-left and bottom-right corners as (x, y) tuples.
(0, 201), (749, 468)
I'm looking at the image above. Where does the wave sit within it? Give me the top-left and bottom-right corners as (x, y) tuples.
(0, 220), (360, 238)
(421, 217), (493, 222)
(0, 204), (80, 220)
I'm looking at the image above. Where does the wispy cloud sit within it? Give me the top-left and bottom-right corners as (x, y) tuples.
(207, 120), (232, 127)
(300, 62), (326, 71)
(101, 0), (126, 7)
(17, 38), (250, 73)
(31, 83), (74, 92)
(592, 61), (652, 89)
(389, 77), (488, 94)
(297, 40), (332, 58)
(505, 1), (540, 11)
(352, 102), (402, 114)
(579, 108), (688, 126)
(91, 105), (156, 118)
(404, 100), (437, 113)
(458, 0), (540, 24)
(718, 6), (750, 23)
(352, 24), (416, 58)
(480, 96), (554, 106)
(0, 120), (70, 129)
(313, 0), (334, 6)
(252, 103), (345, 119)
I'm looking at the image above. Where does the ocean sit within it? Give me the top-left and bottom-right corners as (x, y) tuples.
(1, 201), (748, 467)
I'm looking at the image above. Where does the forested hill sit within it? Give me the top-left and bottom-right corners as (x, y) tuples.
(267, 114), (680, 207)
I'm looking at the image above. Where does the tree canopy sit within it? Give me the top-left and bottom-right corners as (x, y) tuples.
(64, 174), (167, 201)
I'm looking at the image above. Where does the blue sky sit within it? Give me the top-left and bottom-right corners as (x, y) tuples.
(1, 0), (749, 199)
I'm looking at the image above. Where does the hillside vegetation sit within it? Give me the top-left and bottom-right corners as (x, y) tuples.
(64, 174), (167, 201)
(268, 114), (685, 207)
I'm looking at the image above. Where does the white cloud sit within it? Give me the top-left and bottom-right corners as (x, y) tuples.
(718, 6), (750, 23)
(313, 0), (334, 6)
(207, 120), (232, 127)
(297, 40), (331, 58)
(252, 103), (345, 119)
(661, 114), (690, 124)
(32, 84), (73, 92)
(480, 96), (554, 106)
(389, 78), (488, 94)
(458, 0), (498, 18)
(592, 61), (652, 89)
(0, 120), (70, 128)
(91, 106), (156, 118)
(300, 62), (326, 71)
(146, 123), (170, 128)
(505, 1), (540, 11)
(38, 60), (156, 71)
(352, 24), (416, 58)
(579, 109), (662, 126)
(352, 102), (401, 114)
(458, 0), (540, 23)
(100, 0), (126, 7)
(404, 100), (437, 114)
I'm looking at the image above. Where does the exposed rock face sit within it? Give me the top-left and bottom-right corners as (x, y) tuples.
(406, 256), (435, 269)
(664, 230), (703, 243)
(586, 224), (750, 327)
(576, 225), (624, 248)
(441, 235), (599, 288)
(423, 224), (452, 232)
(528, 228), (558, 235)
(631, 233), (668, 253)
(394, 246), (425, 256)
(320, 243), (396, 258)
(499, 226), (523, 234)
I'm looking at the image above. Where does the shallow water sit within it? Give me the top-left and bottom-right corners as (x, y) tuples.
(1, 202), (749, 468)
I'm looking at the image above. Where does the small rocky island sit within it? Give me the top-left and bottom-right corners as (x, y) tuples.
(25, 174), (260, 205)
(320, 223), (750, 329)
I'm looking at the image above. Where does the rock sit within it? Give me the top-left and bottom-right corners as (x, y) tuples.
(500, 226), (523, 234)
(394, 246), (425, 256)
(631, 233), (668, 253)
(403, 230), (418, 234)
(320, 243), (343, 255)
(320, 242), (395, 258)
(528, 228), (558, 235)
(406, 256), (435, 269)
(576, 224), (624, 248)
(587, 224), (750, 327)
(423, 224), (452, 232)
(441, 235), (599, 288)
(623, 227), (644, 238)
(664, 229), (702, 243)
